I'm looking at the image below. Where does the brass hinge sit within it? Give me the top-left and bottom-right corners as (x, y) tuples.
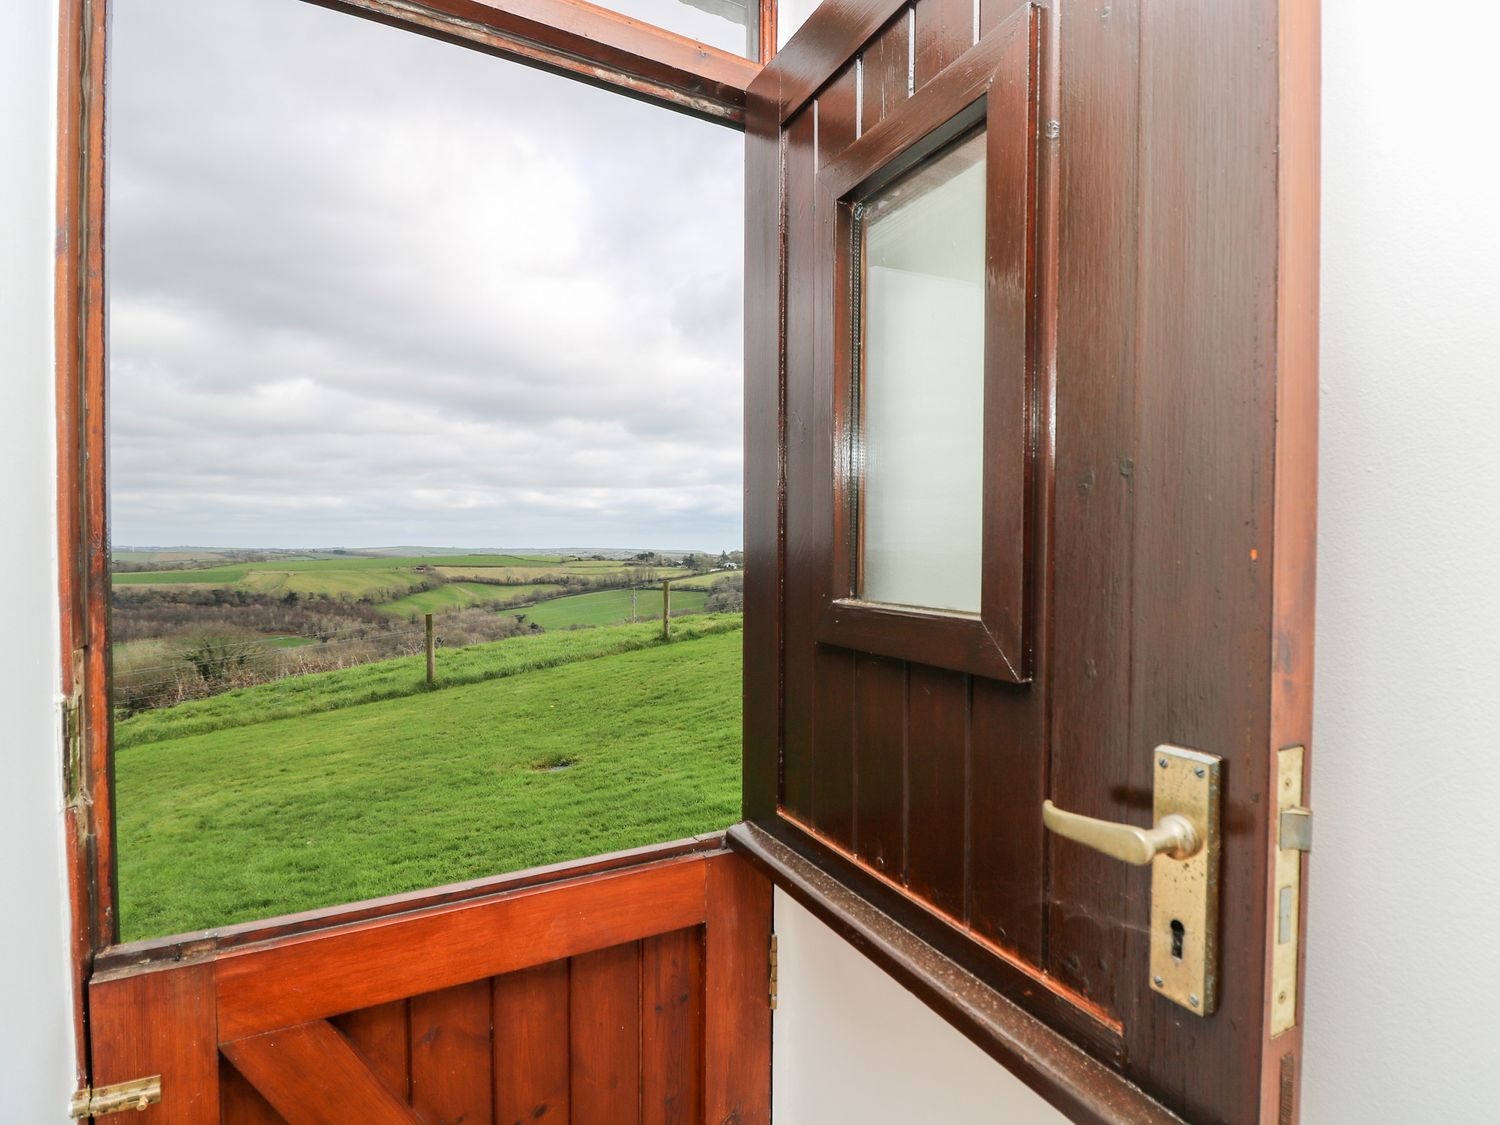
(768, 933), (779, 1010)
(69, 1075), (162, 1118)
(63, 648), (87, 814)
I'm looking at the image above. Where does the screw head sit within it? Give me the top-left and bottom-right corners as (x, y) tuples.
(1153, 975), (1164, 987)
(1189, 994), (1201, 1007)
(1159, 757), (1169, 769)
(1195, 767), (1206, 778)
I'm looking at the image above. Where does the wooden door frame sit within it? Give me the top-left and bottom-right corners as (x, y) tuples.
(739, 0), (1319, 1121)
(53, 0), (767, 1094)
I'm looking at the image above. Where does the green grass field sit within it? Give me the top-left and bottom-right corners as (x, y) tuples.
(510, 586), (710, 629)
(115, 621), (742, 939)
(377, 581), (564, 617)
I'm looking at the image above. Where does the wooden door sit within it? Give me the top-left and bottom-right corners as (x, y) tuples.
(736, 0), (1318, 1122)
(85, 846), (769, 1123)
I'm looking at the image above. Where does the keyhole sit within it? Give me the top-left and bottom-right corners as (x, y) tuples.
(1170, 919), (1185, 961)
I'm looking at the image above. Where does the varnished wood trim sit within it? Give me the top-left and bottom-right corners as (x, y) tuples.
(1258, 0), (1320, 1120)
(749, 0), (910, 121)
(212, 851), (710, 1040)
(55, 0), (109, 1088)
(728, 822), (1184, 1125)
(311, 0), (761, 124)
(96, 834), (725, 973)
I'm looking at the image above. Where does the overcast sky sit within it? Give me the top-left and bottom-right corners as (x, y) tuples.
(108, 0), (744, 552)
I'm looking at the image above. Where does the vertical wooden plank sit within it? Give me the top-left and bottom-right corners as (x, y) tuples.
(220, 1058), (286, 1125)
(88, 962), (219, 1125)
(703, 854), (771, 1125)
(905, 666), (969, 918)
(570, 943), (642, 1124)
(1045, 0), (1140, 1014)
(979, 0), (1028, 38)
(780, 104), (819, 823)
(852, 654), (907, 881)
(859, 10), (911, 135)
(641, 928), (705, 1125)
(967, 677), (1044, 960)
(493, 961), (570, 1125)
(410, 981), (494, 1125)
(333, 1000), (411, 1103)
(914, 0), (974, 88)
(741, 73), (784, 823)
(817, 63), (859, 161)
(810, 647), (857, 848)
(1125, 0), (1282, 1116)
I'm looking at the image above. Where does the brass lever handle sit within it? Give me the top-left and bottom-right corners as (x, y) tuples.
(1042, 800), (1203, 865)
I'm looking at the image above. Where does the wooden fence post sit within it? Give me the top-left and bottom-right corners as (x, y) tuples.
(425, 613), (435, 685)
(662, 580), (671, 640)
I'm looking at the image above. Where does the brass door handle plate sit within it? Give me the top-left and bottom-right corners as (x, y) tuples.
(1042, 744), (1222, 1016)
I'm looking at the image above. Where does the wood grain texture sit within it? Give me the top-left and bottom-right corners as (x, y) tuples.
(779, 103), (819, 826)
(493, 961), (570, 1125)
(851, 654), (907, 880)
(641, 928), (705, 1124)
(569, 942), (643, 1124)
(88, 962), (221, 1125)
(741, 75), (785, 824)
(859, 9), (911, 134)
(332, 1001), (412, 1103)
(222, 1021), (420, 1125)
(314, 0), (759, 124)
(220, 1057), (287, 1125)
(410, 980), (494, 1124)
(913, 0), (974, 87)
(703, 854), (772, 1125)
(214, 855), (707, 1040)
(904, 666), (968, 917)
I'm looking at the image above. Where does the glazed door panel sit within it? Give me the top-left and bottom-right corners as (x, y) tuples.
(740, 0), (1319, 1121)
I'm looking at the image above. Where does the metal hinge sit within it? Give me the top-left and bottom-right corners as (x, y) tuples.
(69, 1075), (162, 1118)
(768, 933), (779, 1010)
(63, 648), (88, 814)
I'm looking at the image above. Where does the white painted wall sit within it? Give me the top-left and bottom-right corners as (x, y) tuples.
(771, 2), (1500, 1123)
(0, 0), (80, 1121)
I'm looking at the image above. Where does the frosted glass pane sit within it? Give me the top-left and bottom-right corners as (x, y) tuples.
(858, 131), (986, 614)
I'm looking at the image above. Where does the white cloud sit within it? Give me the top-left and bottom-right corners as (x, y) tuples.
(107, 0), (744, 551)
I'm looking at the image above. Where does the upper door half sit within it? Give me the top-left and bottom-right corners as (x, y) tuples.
(739, 0), (1319, 1122)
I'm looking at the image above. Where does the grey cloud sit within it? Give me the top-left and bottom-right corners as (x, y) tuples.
(107, 0), (744, 550)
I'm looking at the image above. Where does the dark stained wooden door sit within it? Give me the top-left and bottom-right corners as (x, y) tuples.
(739, 0), (1319, 1122)
(85, 848), (770, 1123)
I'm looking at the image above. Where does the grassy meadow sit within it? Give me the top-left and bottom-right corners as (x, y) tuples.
(115, 618), (743, 939)
(510, 586), (710, 629)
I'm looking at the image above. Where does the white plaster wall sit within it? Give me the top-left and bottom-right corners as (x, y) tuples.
(772, 890), (1068, 1124)
(0, 0), (79, 1120)
(771, 2), (1500, 1122)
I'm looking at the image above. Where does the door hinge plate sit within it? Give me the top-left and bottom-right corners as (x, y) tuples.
(1271, 746), (1307, 1037)
(769, 933), (778, 1010)
(69, 1075), (162, 1118)
(1148, 745), (1222, 1016)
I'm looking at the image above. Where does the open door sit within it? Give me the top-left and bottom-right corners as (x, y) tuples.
(733, 0), (1319, 1122)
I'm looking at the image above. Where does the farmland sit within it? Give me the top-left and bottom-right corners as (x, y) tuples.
(115, 618), (743, 938)
(509, 586), (710, 629)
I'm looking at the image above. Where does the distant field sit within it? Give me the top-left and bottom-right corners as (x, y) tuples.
(378, 581), (564, 617)
(434, 564), (688, 583)
(114, 620), (743, 938)
(669, 569), (737, 590)
(509, 586), (710, 629)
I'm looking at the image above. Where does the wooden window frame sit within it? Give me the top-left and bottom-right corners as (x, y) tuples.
(814, 25), (1037, 683)
(54, 0), (767, 1089)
